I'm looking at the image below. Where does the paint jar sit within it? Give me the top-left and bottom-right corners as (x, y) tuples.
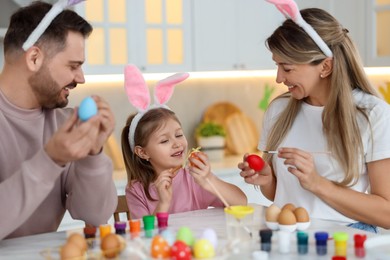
(333, 232), (349, 256)
(314, 231), (329, 255)
(297, 231), (309, 255)
(259, 229), (273, 252)
(99, 224), (111, 240)
(354, 233), (367, 258)
(129, 219), (141, 239)
(156, 212), (169, 232)
(142, 215), (156, 238)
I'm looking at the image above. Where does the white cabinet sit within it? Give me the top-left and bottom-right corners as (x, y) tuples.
(193, 0), (281, 71)
(365, 0), (390, 66)
(76, 0), (192, 74)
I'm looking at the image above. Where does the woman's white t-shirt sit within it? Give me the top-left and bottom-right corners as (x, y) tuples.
(258, 89), (390, 224)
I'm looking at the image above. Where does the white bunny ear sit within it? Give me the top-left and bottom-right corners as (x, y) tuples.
(124, 64), (150, 111)
(154, 72), (189, 105)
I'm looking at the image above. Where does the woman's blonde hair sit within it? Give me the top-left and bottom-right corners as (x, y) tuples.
(121, 108), (181, 200)
(265, 8), (379, 186)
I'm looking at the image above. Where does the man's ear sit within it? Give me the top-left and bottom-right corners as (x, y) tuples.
(134, 146), (149, 160)
(25, 46), (44, 72)
(320, 57), (333, 78)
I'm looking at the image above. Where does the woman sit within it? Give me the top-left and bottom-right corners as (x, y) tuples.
(239, 6), (390, 233)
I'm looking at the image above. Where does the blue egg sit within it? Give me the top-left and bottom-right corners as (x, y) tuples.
(201, 228), (218, 248)
(160, 229), (175, 246)
(78, 96), (98, 121)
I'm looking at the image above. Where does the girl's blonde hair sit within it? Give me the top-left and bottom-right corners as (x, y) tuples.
(121, 108), (181, 200)
(265, 8), (379, 186)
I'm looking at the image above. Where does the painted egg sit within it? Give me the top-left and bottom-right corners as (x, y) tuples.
(176, 227), (195, 247)
(170, 240), (192, 260)
(150, 235), (170, 258)
(193, 239), (215, 259)
(246, 154), (265, 171)
(201, 228), (218, 248)
(160, 229), (175, 246)
(78, 96), (97, 121)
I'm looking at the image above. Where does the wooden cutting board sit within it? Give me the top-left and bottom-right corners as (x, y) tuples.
(225, 113), (259, 155)
(203, 102), (242, 127)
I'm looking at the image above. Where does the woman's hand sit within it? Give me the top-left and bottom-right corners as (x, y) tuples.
(278, 147), (324, 192)
(188, 152), (211, 187)
(238, 153), (273, 186)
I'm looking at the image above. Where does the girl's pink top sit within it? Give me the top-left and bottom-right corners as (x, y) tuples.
(125, 168), (224, 219)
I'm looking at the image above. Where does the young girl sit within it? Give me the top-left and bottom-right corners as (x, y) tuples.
(121, 65), (247, 219)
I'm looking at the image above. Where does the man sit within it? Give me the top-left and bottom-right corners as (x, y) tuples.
(0, 1), (117, 240)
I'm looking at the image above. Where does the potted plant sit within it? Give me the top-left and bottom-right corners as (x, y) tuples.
(195, 122), (226, 161)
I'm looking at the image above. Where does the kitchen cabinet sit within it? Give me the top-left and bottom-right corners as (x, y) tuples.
(76, 0), (192, 74)
(365, 0), (390, 66)
(192, 0), (282, 71)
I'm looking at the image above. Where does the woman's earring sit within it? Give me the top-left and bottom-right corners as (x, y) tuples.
(320, 74), (324, 78)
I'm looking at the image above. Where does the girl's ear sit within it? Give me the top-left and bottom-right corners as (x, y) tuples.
(25, 46), (44, 72)
(134, 145), (149, 160)
(320, 57), (333, 77)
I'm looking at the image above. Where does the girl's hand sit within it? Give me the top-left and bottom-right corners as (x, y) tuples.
(188, 152), (211, 187)
(278, 147), (323, 192)
(154, 169), (174, 208)
(238, 153), (273, 186)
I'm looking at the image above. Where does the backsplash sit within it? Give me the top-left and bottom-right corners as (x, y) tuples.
(68, 73), (390, 153)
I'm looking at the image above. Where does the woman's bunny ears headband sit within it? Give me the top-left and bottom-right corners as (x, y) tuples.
(22, 0), (85, 51)
(266, 0), (333, 57)
(124, 64), (190, 152)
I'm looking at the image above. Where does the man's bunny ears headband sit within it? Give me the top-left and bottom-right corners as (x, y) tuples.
(266, 0), (333, 58)
(22, 0), (85, 51)
(124, 65), (190, 152)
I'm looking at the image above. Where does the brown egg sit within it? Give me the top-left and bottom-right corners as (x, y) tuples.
(60, 242), (84, 260)
(294, 207), (310, 223)
(265, 204), (281, 222)
(67, 233), (87, 252)
(277, 209), (297, 225)
(101, 233), (121, 259)
(281, 203), (296, 212)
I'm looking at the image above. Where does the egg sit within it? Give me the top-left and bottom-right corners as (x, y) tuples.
(67, 233), (87, 253)
(150, 235), (170, 258)
(277, 209), (297, 225)
(100, 233), (121, 259)
(281, 203), (296, 212)
(193, 239), (215, 259)
(160, 229), (175, 246)
(201, 228), (218, 248)
(170, 240), (192, 260)
(294, 207), (310, 223)
(265, 204), (281, 222)
(176, 227), (195, 247)
(78, 96), (98, 122)
(60, 242), (84, 260)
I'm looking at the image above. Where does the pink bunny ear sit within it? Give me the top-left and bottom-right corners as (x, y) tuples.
(266, 0), (300, 21)
(124, 64), (150, 111)
(154, 72), (189, 105)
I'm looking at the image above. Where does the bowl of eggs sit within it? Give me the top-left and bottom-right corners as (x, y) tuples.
(265, 203), (310, 232)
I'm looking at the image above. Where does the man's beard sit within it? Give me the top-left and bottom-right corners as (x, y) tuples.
(28, 64), (70, 109)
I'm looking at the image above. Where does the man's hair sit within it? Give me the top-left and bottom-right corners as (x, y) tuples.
(3, 1), (92, 56)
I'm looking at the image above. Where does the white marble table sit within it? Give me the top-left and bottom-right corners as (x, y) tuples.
(0, 205), (378, 260)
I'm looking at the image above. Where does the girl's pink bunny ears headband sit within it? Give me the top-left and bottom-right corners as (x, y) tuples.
(22, 0), (85, 51)
(124, 64), (190, 152)
(266, 0), (333, 57)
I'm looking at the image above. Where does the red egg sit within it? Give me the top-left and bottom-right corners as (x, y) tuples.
(247, 154), (265, 171)
(170, 240), (192, 260)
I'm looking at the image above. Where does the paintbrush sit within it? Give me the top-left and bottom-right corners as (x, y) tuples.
(262, 150), (331, 155)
